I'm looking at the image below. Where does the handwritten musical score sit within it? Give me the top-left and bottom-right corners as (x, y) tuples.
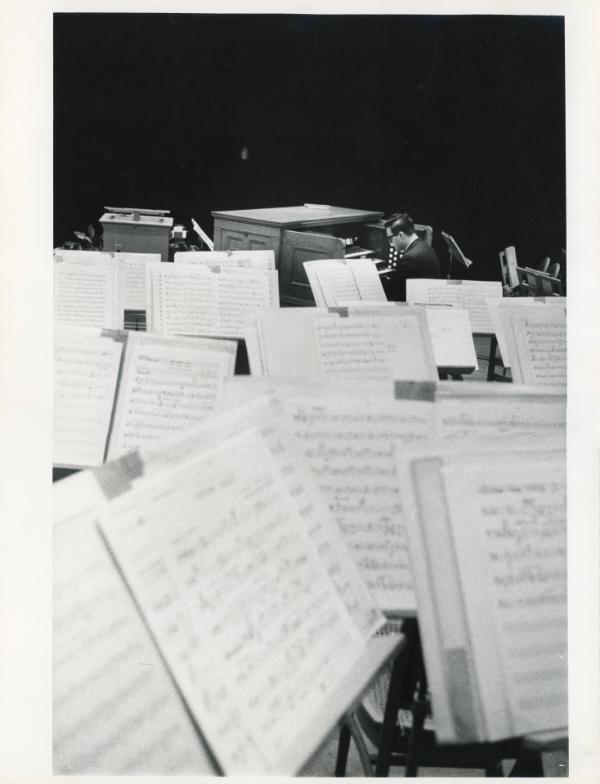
(136, 394), (384, 637)
(435, 390), (565, 444)
(423, 307), (477, 368)
(53, 327), (123, 467)
(100, 429), (371, 773)
(313, 312), (436, 381)
(107, 333), (236, 460)
(304, 258), (386, 308)
(406, 279), (502, 333)
(54, 263), (122, 329)
(174, 249), (276, 269)
(148, 263), (273, 338)
(486, 298), (566, 368)
(54, 250), (160, 312)
(444, 454), (567, 737)
(402, 447), (566, 743)
(246, 309), (436, 380)
(284, 396), (432, 611)
(53, 473), (213, 774)
(505, 308), (566, 387)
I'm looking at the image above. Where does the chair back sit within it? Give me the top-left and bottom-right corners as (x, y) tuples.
(414, 224), (433, 247)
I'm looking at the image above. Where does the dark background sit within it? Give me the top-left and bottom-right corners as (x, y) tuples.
(54, 13), (565, 280)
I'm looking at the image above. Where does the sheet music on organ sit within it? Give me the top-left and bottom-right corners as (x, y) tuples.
(218, 377), (565, 613)
(54, 259), (122, 329)
(53, 471), (215, 774)
(303, 258), (387, 307)
(147, 261), (276, 337)
(98, 422), (385, 774)
(499, 304), (566, 387)
(486, 297), (566, 369)
(406, 278), (502, 333)
(54, 249), (161, 312)
(400, 445), (567, 743)
(53, 326), (236, 468)
(245, 307), (438, 381)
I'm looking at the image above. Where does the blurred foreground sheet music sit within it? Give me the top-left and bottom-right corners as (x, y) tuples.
(98, 425), (383, 773)
(219, 378), (565, 613)
(53, 472), (215, 774)
(400, 445), (567, 743)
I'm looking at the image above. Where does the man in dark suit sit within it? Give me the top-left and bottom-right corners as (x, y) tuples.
(381, 213), (441, 301)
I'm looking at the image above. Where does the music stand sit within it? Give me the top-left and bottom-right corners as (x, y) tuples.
(441, 231), (473, 279)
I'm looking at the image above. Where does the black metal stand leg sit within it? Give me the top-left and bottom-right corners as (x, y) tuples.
(374, 628), (415, 777)
(405, 631), (428, 777)
(486, 335), (498, 382)
(508, 747), (544, 777)
(335, 722), (351, 776)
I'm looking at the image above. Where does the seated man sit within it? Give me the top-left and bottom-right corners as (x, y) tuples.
(382, 213), (441, 301)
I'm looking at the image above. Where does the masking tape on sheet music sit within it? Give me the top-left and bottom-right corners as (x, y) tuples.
(445, 648), (483, 743)
(93, 451), (145, 500)
(394, 381), (436, 401)
(101, 329), (129, 344)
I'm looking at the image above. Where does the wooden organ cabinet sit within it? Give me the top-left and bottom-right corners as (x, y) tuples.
(211, 205), (385, 305)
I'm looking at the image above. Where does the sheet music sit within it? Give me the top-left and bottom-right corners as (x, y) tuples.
(53, 327), (123, 467)
(137, 393), (383, 638)
(505, 307), (566, 387)
(304, 259), (386, 308)
(444, 454), (567, 738)
(486, 298), (566, 367)
(304, 260), (360, 306)
(54, 250), (159, 311)
(347, 259), (388, 302)
(424, 307), (477, 368)
(313, 312), (437, 381)
(53, 472), (213, 774)
(174, 249), (276, 269)
(282, 392), (433, 611)
(54, 262), (122, 329)
(435, 392), (565, 445)
(100, 429), (368, 773)
(406, 279), (502, 333)
(107, 333), (236, 460)
(149, 264), (273, 338)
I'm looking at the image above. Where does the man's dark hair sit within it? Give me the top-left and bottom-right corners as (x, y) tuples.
(385, 213), (414, 236)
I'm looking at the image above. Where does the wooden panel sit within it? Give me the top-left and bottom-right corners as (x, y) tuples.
(280, 230), (345, 304)
(213, 219), (280, 258)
